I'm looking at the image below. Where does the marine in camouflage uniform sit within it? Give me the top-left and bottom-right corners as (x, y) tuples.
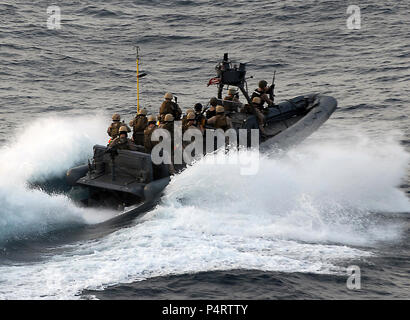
(107, 113), (130, 142)
(251, 97), (267, 135)
(107, 126), (139, 151)
(158, 113), (176, 175)
(182, 112), (203, 134)
(223, 88), (240, 103)
(181, 108), (194, 129)
(207, 105), (232, 130)
(159, 113), (175, 141)
(159, 92), (182, 122)
(206, 106), (234, 152)
(129, 108), (148, 146)
(144, 115), (158, 153)
(182, 112), (205, 162)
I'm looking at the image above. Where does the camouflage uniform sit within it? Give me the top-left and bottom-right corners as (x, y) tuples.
(159, 122), (174, 141)
(207, 114), (232, 130)
(129, 115), (148, 146)
(159, 100), (182, 121)
(107, 136), (139, 151)
(144, 125), (158, 153)
(107, 121), (130, 140)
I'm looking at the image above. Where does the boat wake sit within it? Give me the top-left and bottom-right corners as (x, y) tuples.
(0, 116), (409, 299)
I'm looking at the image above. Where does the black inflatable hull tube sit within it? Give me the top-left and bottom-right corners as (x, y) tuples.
(143, 177), (171, 201)
(66, 165), (89, 186)
(260, 95), (337, 151)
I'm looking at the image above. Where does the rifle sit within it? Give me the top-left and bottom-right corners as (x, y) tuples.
(268, 71), (276, 103)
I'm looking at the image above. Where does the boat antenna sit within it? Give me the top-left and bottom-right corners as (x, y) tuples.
(135, 46), (141, 113)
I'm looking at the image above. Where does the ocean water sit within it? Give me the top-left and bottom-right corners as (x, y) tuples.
(0, 0), (409, 299)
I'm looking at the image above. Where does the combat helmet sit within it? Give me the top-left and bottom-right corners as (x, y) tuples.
(138, 108), (148, 115)
(216, 105), (225, 114)
(112, 113), (120, 121)
(164, 92), (173, 100)
(119, 126), (129, 135)
(164, 114), (174, 122)
(252, 97), (262, 104)
(187, 112), (196, 120)
(228, 88), (237, 95)
(147, 115), (156, 123)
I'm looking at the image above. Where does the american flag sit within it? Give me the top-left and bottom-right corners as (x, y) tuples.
(207, 77), (221, 86)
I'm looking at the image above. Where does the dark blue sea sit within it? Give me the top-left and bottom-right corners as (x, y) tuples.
(0, 0), (409, 299)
